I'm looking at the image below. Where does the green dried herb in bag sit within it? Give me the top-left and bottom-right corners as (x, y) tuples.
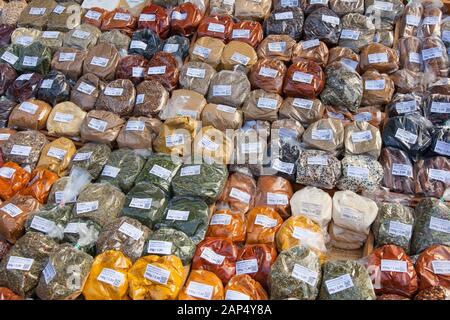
(122, 182), (169, 229)
(69, 143), (111, 180)
(62, 218), (101, 255)
(14, 42), (52, 74)
(25, 204), (73, 241)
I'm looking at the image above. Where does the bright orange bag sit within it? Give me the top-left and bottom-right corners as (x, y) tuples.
(20, 168), (58, 204)
(0, 162), (31, 201)
(178, 270), (224, 300)
(237, 244), (277, 290)
(246, 207), (283, 245)
(206, 208), (246, 242)
(224, 274), (268, 300)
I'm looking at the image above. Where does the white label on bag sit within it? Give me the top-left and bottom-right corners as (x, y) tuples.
(223, 0), (235, 5)
(225, 290), (250, 300)
(311, 0), (328, 3)
(423, 16), (440, 25)
(0, 133), (10, 141)
(373, 1), (393, 11)
(0, 167), (15, 179)
(340, 29), (360, 40)
(30, 216), (55, 233)
(281, 0), (299, 6)
(53, 5), (65, 14)
(392, 163), (413, 178)
(73, 152), (92, 161)
(165, 134), (185, 147)
(101, 165), (120, 178)
(293, 98), (314, 110)
(354, 112), (373, 122)
(11, 145), (32, 157)
(429, 216), (450, 233)
(90, 56), (109, 67)
(409, 52), (421, 64)
(163, 43), (179, 53)
(17, 73), (33, 81)
(347, 166), (369, 180)
(72, 30), (91, 39)
(104, 87), (124, 96)
(258, 67), (278, 78)
(130, 40), (147, 50)
(144, 264), (170, 284)
(351, 130), (373, 143)
(368, 52), (388, 64)
(341, 58), (358, 70)
(322, 15), (340, 25)
(292, 264), (319, 286)
(307, 156), (328, 166)
(236, 259), (258, 275)
(422, 47), (443, 61)
(7, 256), (34, 271)
(267, 193), (289, 205)
(292, 227), (317, 241)
(193, 45), (212, 58)
(229, 188), (251, 204)
(231, 52), (250, 65)
(388, 221), (413, 238)
(126, 120), (145, 131)
(88, 118), (107, 132)
(85, 10), (102, 20)
(139, 13), (156, 22)
(43, 261), (56, 284)
(16, 36), (34, 46)
(119, 222), (144, 241)
(180, 165), (201, 177)
(47, 147), (67, 160)
(268, 41), (286, 52)
(311, 129), (333, 141)
(76, 201), (99, 214)
(114, 13), (131, 21)
(293, 71), (313, 84)
(77, 82), (95, 95)
(431, 102), (450, 114)
(1, 51), (19, 64)
(432, 260), (450, 275)
(41, 79), (54, 89)
(257, 98), (278, 110)
(18, 102), (38, 114)
(365, 79), (385, 90)
(340, 207), (363, 223)
(64, 222), (85, 233)
(255, 214), (278, 228)
(186, 67), (206, 79)
(22, 56), (38, 67)
(395, 100), (417, 114)
(166, 210), (189, 221)
(210, 214), (232, 226)
(395, 128), (417, 144)
(1, 203), (23, 217)
(129, 198), (152, 210)
(429, 169), (450, 183)
(232, 29), (250, 39)
(55, 191), (76, 204)
(29, 7), (46, 15)
(147, 240), (172, 255)
(381, 260), (407, 273)
(406, 15), (421, 26)
(136, 94), (145, 104)
(434, 140), (450, 156)
(302, 39), (320, 49)
(217, 104), (236, 113)
(213, 85), (232, 96)
(186, 281), (213, 300)
(300, 202), (323, 218)
(275, 11), (294, 20)
(326, 274), (354, 294)
(97, 268), (124, 287)
(172, 11), (187, 20)
(200, 247), (225, 265)
(208, 23), (225, 33)
(149, 165), (172, 180)
(147, 66), (166, 75)
(443, 30), (450, 42)
(271, 158), (295, 174)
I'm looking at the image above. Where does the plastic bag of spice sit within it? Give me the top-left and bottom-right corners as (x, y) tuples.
(254, 176), (293, 220)
(0, 162), (30, 201)
(382, 114), (434, 161)
(178, 269), (224, 300)
(292, 40), (329, 67)
(17, 0), (56, 30)
(302, 118), (344, 153)
(235, 0), (271, 21)
(161, 35), (190, 63)
(207, 70), (251, 108)
(0, 232), (57, 297)
(64, 24), (101, 51)
(70, 73), (105, 112)
(96, 79), (136, 117)
(96, 217), (150, 262)
(20, 168), (58, 204)
(115, 55), (148, 85)
(268, 245), (321, 300)
(0, 24), (15, 47)
(192, 237), (238, 285)
(69, 143), (111, 180)
(37, 30), (65, 54)
(206, 207), (246, 243)
(153, 116), (197, 158)
(230, 20), (264, 47)
(25, 204), (72, 241)
(0, 64), (17, 96)
(14, 42), (52, 75)
(365, 0), (404, 24)
(8, 99), (51, 131)
(249, 58), (286, 95)
(414, 156), (450, 198)
(62, 217), (100, 255)
(337, 155), (384, 193)
(201, 103), (243, 131)
(424, 94), (450, 125)
(47, 2), (82, 32)
(36, 138), (76, 177)
(279, 97), (324, 127)
(399, 1), (423, 38)
(6, 72), (43, 104)
(220, 40), (258, 71)
(263, 7), (304, 41)
(416, 245), (450, 291)
(0, 287), (22, 300)
(0, 127), (14, 146)
(101, 8), (137, 36)
(82, 7), (106, 28)
(137, 4), (170, 39)
(379, 147), (415, 194)
(256, 35), (295, 63)
(82, 250), (132, 300)
(159, 89), (206, 121)
(170, 2), (202, 37)
(372, 203), (414, 253)
(429, 126), (450, 157)
(284, 58), (326, 99)
(80, 110), (125, 146)
(398, 37), (422, 73)
(35, 244), (93, 300)
(217, 172), (256, 215)
(390, 69), (426, 95)
(225, 274), (268, 300)
(36, 71), (71, 106)
(303, 7), (342, 46)
(359, 43), (399, 74)
(134, 80), (169, 118)
(51, 48), (87, 81)
(338, 13), (375, 53)
(98, 149), (145, 193)
(179, 61), (216, 96)
(98, 30), (131, 57)
(419, 5), (442, 38)
(0, 195), (42, 243)
(344, 121), (382, 158)
(128, 29), (162, 60)
(189, 36), (225, 68)
(246, 207), (283, 245)
(385, 92), (424, 118)
(83, 43), (120, 81)
(193, 127), (234, 165)
(46, 102), (86, 138)
(197, 15), (233, 41)
(242, 90), (282, 122)
(209, 0), (234, 16)
(0, 0), (27, 25)
(144, 51), (179, 91)
(2, 130), (48, 169)
(117, 117), (161, 151)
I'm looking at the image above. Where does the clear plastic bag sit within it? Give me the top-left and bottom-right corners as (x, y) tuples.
(197, 15), (233, 41)
(283, 59), (325, 99)
(64, 24), (101, 50)
(303, 7), (342, 46)
(117, 116), (161, 151)
(25, 204), (72, 242)
(302, 118), (344, 153)
(379, 147), (415, 194)
(221, 40), (258, 71)
(0, 63), (17, 96)
(153, 116), (197, 158)
(279, 97), (324, 127)
(399, 0), (423, 38)
(338, 13), (375, 53)
(134, 80), (169, 118)
(414, 156), (450, 198)
(344, 121), (382, 158)
(206, 207), (246, 242)
(46, 101), (87, 138)
(416, 244), (450, 291)
(338, 155), (384, 193)
(292, 40), (329, 67)
(144, 51), (180, 91)
(8, 99), (51, 130)
(128, 29), (162, 60)
(246, 206), (283, 245)
(36, 137), (76, 177)
(359, 43), (399, 74)
(421, 36), (449, 77)
(161, 35), (190, 63)
(230, 20), (264, 48)
(290, 186), (332, 230)
(249, 58), (286, 95)
(364, 0), (404, 24)
(189, 36), (225, 68)
(69, 143), (111, 180)
(424, 94), (450, 125)
(225, 274), (268, 300)
(98, 30), (131, 57)
(115, 55), (148, 85)
(70, 73), (105, 112)
(80, 110), (125, 146)
(6, 72), (43, 104)
(37, 71), (71, 106)
(257, 34), (296, 63)
(83, 43), (120, 81)
(169, 2), (202, 37)
(398, 36), (422, 73)
(2, 130), (48, 169)
(17, 0), (56, 30)
(100, 8), (137, 36)
(263, 7), (304, 41)
(95, 79), (136, 117)
(207, 70), (251, 108)
(179, 61), (216, 96)
(137, 4), (170, 39)
(159, 89), (206, 121)
(63, 218), (101, 255)
(0, 161), (31, 201)
(242, 89), (283, 122)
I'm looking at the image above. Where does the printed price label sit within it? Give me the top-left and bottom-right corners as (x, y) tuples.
(395, 128), (418, 144)
(11, 145), (32, 157)
(213, 85), (232, 96)
(76, 201), (99, 214)
(271, 158), (295, 174)
(429, 216), (450, 234)
(392, 163), (413, 178)
(85, 10), (102, 20)
(434, 140), (450, 156)
(149, 164), (172, 180)
(171, 11), (187, 20)
(340, 207), (363, 223)
(42, 31), (60, 40)
(406, 15), (421, 26)
(166, 210), (190, 221)
(368, 52), (388, 64)
(232, 29), (250, 39)
(373, 1), (393, 11)
(229, 188), (251, 204)
(118, 222), (144, 241)
(126, 120), (145, 131)
(409, 52), (421, 64)
(0, 167), (15, 179)
(311, 129), (333, 141)
(186, 281), (213, 300)
(258, 67), (278, 78)
(54, 191), (76, 205)
(73, 151), (92, 161)
(347, 166), (369, 180)
(186, 68), (206, 79)
(104, 87), (124, 96)
(423, 16), (440, 25)
(395, 100), (417, 114)
(1, 51), (19, 64)
(147, 66), (166, 75)
(210, 214), (232, 226)
(22, 56), (38, 67)
(267, 192), (289, 205)
(139, 13), (156, 21)
(200, 247), (225, 265)
(200, 136), (220, 151)
(293, 98), (314, 110)
(163, 43), (179, 53)
(236, 259), (258, 275)
(114, 13), (131, 21)
(144, 264), (170, 284)
(88, 118), (107, 132)
(16, 73), (33, 81)
(431, 102), (450, 114)
(97, 268), (125, 287)
(431, 260), (450, 275)
(193, 45), (211, 58)
(275, 11), (294, 20)
(30, 216), (55, 233)
(300, 202), (323, 218)
(53, 5), (65, 14)
(90, 56), (109, 67)
(280, 0), (299, 6)
(231, 52), (250, 65)
(388, 221), (412, 238)
(147, 240), (172, 255)
(292, 264), (319, 286)
(208, 23), (225, 33)
(64, 222), (85, 234)
(381, 260), (407, 273)
(428, 169), (450, 184)
(255, 214), (278, 228)
(1, 203), (23, 217)
(16, 36), (33, 46)
(268, 42), (286, 52)
(257, 98), (278, 110)
(165, 134), (185, 147)
(7, 256), (34, 271)
(340, 29), (360, 40)
(422, 47), (443, 61)
(136, 94), (145, 104)
(129, 198), (152, 210)
(41, 79), (54, 89)
(292, 227), (317, 241)
(307, 156), (328, 166)
(101, 165), (120, 178)
(0, 133), (10, 141)
(130, 40), (147, 50)
(72, 30), (91, 39)
(293, 71), (313, 84)
(225, 290), (250, 300)
(217, 104), (236, 113)
(325, 274), (354, 295)
(354, 112), (373, 122)
(180, 165), (201, 177)
(322, 15), (340, 25)
(18, 102), (38, 115)
(351, 130), (373, 143)
(29, 7), (46, 15)
(365, 79), (385, 91)
(302, 39), (320, 49)
(47, 147), (67, 160)
(77, 82), (95, 95)
(43, 261), (56, 284)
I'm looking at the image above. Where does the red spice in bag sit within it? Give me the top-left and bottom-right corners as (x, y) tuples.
(283, 59), (325, 99)
(145, 52), (179, 91)
(82, 7), (106, 28)
(416, 245), (450, 291)
(101, 8), (137, 36)
(116, 55), (148, 85)
(198, 15), (233, 40)
(254, 176), (293, 220)
(138, 4), (170, 39)
(206, 208), (247, 242)
(249, 58), (286, 95)
(229, 20), (264, 47)
(170, 3), (202, 37)
(237, 244), (277, 290)
(217, 172), (257, 215)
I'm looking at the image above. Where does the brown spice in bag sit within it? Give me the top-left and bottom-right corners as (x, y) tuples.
(279, 97), (324, 127)
(115, 55), (148, 85)
(101, 8), (137, 36)
(344, 121), (382, 158)
(249, 58), (286, 95)
(179, 61), (217, 96)
(95, 79), (136, 117)
(379, 147), (415, 194)
(398, 36), (422, 73)
(83, 43), (120, 81)
(189, 36), (225, 68)
(134, 80), (169, 117)
(197, 15), (233, 40)
(229, 20), (264, 47)
(399, 1), (423, 38)
(201, 103), (243, 131)
(82, 7), (106, 28)
(144, 52), (179, 91)
(217, 172), (257, 215)
(80, 110), (125, 146)
(8, 99), (51, 131)
(51, 47), (88, 81)
(359, 43), (399, 74)
(283, 59), (325, 99)
(242, 89), (283, 122)
(292, 39), (329, 67)
(414, 156), (450, 198)
(70, 73), (105, 112)
(170, 2), (202, 37)
(256, 35), (296, 62)
(254, 176), (293, 220)
(361, 70), (395, 107)
(117, 116), (162, 150)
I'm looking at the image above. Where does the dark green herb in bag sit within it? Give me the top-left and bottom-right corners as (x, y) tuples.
(97, 149), (145, 193)
(154, 196), (210, 244)
(69, 143), (111, 180)
(171, 163), (228, 204)
(62, 218), (101, 255)
(14, 42), (52, 74)
(122, 181), (169, 229)
(25, 204), (73, 242)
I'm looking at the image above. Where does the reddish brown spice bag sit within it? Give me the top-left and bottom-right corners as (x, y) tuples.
(414, 156), (450, 198)
(197, 15), (233, 40)
(101, 8), (137, 36)
(144, 52), (179, 91)
(170, 3), (202, 37)
(380, 147), (415, 195)
(192, 237), (239, 284)
(206, 208), (247, 243)
(366, 244), (419, 298)
(217, 172), (257, 215)
(416, 245), (450, 291)
(249, 58), (287, 95)
(115, 55), (148, 85)
(82, 7), (106, 28)
(254, 176), (293, 220)
(283, 59), (325, 99)
(138, 4), (170, 39)
(229, 20), (264, 47)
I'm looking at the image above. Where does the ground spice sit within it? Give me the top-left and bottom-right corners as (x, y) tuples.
(0, 161), (31, 201)
(225, 274), (268, 300)
(246, 206), (283, 245)
(20, 168), (59, 204)
(178, 269), (224, 300)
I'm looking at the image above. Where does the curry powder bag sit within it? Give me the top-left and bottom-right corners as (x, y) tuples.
(8, 99), (51, 131)
(246, 207), (283, 245)
(189, 36), (225, 68)
(36, 137), (76, 177)
(207, 208), (246, 243)
(221, 40), (258, 71)
(178, 269), (224, 300)
(153, 116), (197, 158)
